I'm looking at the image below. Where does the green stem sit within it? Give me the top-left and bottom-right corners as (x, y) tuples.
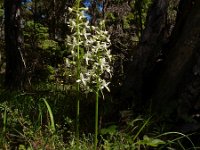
(3, 108), (7, 133)
(75, 68), (80, 137)
(75, 0), (81, 140)
(94, 87), (99, 150)
(94, 47), (100, 149)
(75, 90), (80, 139)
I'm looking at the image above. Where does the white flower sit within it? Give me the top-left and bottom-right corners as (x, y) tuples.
(100, 80), (110, 92)
(81, 28), (91, 40)
(91, 26), (96, 31)
(83, 51), (92, 65)
(84, 21), (90, 29)
(65, 6), (113, 95)
(65, 58), (70, 67)
(105, 66), (112, 77)
(99, 42), (109, 52)
(68, 36), (77, 50)
(71, 50), (76, 57)
(99, 58), (107, 72)
(99, 20), (105, 27)
(92, 41), (101, 52)
(66, 36), (71, 43)
(106, 35), (111, 43)
(79, 7), (89, 11)
(91, 47), (98, 53)
(77, 13), (83, 20)
(72, 36), (77, 44)
(103, 30), (108, 35)
(106, 50), (112, 61)
(68, 7), (73, 13)
(68, 19), (76, 31)
(76, 73), (89, 86)
(86, 38), (95, 45)
(85, 72), (91, 78)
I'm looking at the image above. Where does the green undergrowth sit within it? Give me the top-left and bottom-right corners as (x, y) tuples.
(0, 86), (199, 149)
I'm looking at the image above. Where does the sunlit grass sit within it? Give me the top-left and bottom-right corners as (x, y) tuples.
(0, 94), (198, 149)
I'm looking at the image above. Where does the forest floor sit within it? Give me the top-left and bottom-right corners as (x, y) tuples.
(0, 83), (199, 149)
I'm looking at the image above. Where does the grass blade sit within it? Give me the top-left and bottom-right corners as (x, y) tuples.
(43, 98), (55, 133)
(155, 132), (196, 150)
(133, 117), (151, 142)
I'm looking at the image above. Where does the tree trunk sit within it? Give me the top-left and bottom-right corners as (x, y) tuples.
(4, 0), (26, 90)
(151, 0), (200, 114)
(48, 0), (57, 40)
(120, 0), (169, 109)
(121, 0), (200, 120)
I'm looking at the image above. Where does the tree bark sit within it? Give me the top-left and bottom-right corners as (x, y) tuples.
(151, 0), (200, 114)
(4, 0), (26, 90)
(121, 0), (200, 119)
(120, 0), (169, 109)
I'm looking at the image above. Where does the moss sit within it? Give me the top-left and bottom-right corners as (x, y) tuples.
(39, 40), (58, 51)
(106, 12), (116, 22)
(0, 9), (3, 17)
(123, 13), (135, 29)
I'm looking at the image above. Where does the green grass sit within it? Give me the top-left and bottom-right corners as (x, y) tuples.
(0, 85), (198, 149)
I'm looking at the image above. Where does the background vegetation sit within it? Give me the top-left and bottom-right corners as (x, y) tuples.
(0, 0), (200, 149)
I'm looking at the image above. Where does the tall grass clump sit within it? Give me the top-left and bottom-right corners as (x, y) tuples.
(43, 98), (56, 133)
(65, 2), (112, 149)
(0, 99), (198, 149)
(0, 98), (66, 149)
